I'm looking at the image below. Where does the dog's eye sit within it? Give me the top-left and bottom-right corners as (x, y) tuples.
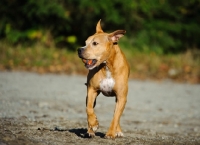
(92, 42), (98, 46)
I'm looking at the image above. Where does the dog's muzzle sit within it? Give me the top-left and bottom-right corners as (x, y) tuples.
(77, 48), (97, 69)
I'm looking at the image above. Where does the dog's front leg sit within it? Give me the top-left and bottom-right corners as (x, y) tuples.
(105, 89), (128, 139)
(86, 87), (99, 137)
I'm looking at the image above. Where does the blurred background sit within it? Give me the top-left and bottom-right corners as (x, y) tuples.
(0, 0), (199, 83)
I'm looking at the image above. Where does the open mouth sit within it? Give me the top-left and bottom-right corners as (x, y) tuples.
(82, 59), (97, 69)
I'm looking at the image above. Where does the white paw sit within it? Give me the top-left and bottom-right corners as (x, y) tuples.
(92, 125), (98, 132)
(115, 132), (124, 137)
(104, 134), (115, 139)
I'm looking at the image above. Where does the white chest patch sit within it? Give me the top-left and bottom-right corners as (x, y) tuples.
(100, 67), (115, 93)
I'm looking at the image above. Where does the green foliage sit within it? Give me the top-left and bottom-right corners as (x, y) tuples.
(0, 0), (200, 53)
(0, 0), (69, 45)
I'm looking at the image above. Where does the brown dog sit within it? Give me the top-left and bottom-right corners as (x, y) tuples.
(78, 20), (129, 139)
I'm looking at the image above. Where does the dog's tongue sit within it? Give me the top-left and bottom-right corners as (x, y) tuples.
(87, 59), (93, 65)
(82, 59), (93, 65)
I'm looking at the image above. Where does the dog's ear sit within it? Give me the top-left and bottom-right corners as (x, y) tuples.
(96, 19), (104, 33)
(108, 30), (126, 42)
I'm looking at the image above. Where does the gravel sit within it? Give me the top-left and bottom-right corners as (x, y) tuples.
(0, 71), (200, 145)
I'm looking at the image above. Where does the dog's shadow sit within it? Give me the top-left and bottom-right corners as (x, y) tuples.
(52, 127), (105, 138)
(69, 128), (105, 138)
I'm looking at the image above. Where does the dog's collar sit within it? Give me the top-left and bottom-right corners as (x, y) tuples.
(113, 42), (118, 45)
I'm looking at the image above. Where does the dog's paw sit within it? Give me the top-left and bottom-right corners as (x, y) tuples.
(85, 124), (99, 138)
(85, 131), (96, 138)
(115, 132), (124, 137)
(91, 125), (98, 132)
(88, 117), (99, 132)
(104, 133), (115, 139)
(104, 131), (124, 139)
(88, 114), (99, 130)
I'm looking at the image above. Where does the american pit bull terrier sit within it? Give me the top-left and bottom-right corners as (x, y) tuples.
(78, 20), (130, 139)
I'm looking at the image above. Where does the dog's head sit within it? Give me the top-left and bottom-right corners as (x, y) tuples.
(78, 20), (126, 70)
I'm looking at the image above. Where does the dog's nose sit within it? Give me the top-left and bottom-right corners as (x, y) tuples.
(77, 48), (83, 57)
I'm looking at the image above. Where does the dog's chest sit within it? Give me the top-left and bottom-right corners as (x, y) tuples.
(99, 68), (115, 93)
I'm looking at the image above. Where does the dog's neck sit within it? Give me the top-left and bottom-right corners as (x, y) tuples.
(104, 44), (119, 70)
(100, 44), (119, 79)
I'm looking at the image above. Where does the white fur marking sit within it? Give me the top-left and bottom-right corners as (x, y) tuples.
(100, 67), (115, 93)
(115, 132), (124, 137)
(92, 125), (98, 132)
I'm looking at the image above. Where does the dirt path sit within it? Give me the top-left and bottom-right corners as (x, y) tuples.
(0, 72), (200, 145)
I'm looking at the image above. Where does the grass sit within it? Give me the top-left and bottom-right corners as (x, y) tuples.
(0, 42), (199, 83)
(0, 42), (87, 75)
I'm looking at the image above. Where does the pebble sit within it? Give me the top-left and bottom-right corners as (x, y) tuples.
(38, 102), (49, 108)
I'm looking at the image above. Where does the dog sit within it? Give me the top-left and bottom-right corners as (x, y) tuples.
(78, 20), (129, 139)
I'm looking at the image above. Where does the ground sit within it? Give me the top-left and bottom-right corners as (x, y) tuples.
(0, 72), (200, 145)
